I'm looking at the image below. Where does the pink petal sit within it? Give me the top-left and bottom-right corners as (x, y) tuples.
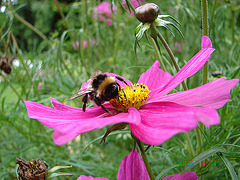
(162, 172), (198, 180)
(201, 35), (212, 49)
(150, 78), (239, 109)
(156, 36), (215, 96)
(83, 40), (87, 48)
(137, 60), (173, 98)
(24, 100), (141, 145)
(130, 102), (219, 145)
(77, 175), (108, 180)
(118, 149), (150, 180)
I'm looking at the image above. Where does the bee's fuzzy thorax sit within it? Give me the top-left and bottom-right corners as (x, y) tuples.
(97, 76), (116, 96)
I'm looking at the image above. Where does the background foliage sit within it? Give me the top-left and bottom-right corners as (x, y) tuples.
(0, 0), (239, 179)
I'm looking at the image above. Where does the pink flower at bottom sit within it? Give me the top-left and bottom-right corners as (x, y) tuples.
(162, 172), (198, 180)
(77, 149), (197, 180)
(77, 175), (108, 180)
(24, 36), (239, 146)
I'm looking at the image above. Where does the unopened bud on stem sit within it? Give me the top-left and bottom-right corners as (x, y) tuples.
(135, 3), (160, 23)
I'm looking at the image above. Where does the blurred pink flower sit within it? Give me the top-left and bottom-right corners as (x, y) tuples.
(73, 41), (80, 50)
(83, 39), (97, 49)
(73, 39), (97, 50)
(174, 42), (182, 52)
(37, 82), (43, 90)
(121, 0), (143, 15)
(24, 36), (239, 145)
(93, 1), (115, 26)
(77, 149), (197, 180)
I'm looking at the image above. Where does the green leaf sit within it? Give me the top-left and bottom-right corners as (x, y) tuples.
(49, 165), (72, 173)
(218, 154), (238, 180)
(48, 172), (73, 179)
(183, 147), (227, 173)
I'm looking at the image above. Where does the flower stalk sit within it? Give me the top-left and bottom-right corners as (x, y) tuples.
(198, 0), (209, 155)
(148, 31), (166, 71)
(132, 133), (155, 180)
(201, 0), (209, 85)
(153, 26), (188, 90)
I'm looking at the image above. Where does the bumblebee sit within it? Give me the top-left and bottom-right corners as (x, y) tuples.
(67, 70), (128, 113)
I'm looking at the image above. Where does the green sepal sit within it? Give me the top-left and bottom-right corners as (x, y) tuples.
(49, 165), (72, 173)
(153, 18), (184, 38)
(47, 165), (73, 179)
(135, 23), (150, 41)
(48, 173), (74, 179)
(100, 123), (128, 144)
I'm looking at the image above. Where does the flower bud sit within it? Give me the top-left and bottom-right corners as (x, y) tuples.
(0, 56), (12, 74)
(135, 3), (160, 23)
(16, 158), (48, 180)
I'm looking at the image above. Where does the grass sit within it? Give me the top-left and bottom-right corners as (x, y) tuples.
(0, 0), (239, 179)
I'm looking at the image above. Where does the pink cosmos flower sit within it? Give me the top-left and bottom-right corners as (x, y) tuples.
(93, 1), (115, 26)
(77, 149), (197, 180)
(161, 172), (198, 180)
(73, 41), (80, 50)
(77, 175), (108, 180)
(77, 149), (149, 180)
(73, 39), (97, 50)
(24, 36), (239, 145)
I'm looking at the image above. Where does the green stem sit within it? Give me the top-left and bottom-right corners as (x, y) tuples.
(53, 0), (70, 29)
(155, 28), (188, 91)
(184, 133), (195, 157)
(196, 126), (203, 154)
(209, 0), (217, 35)
(11, 33), (40, 99)
(132, 133), (155, 180)
(13, 13), (49, 42)
(0, 71), (24, 103)
(148, 34), (166, 72)
(201, 0), (209, 85)
(199, 0), (210, 159)
(126, 0), (136, 14)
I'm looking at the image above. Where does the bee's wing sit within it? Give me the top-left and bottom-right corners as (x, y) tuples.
(67, 88), (93, 101)
(90, 70), (102, 80)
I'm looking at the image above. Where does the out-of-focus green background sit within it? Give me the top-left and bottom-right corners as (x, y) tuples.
(0, 0), (239, 179)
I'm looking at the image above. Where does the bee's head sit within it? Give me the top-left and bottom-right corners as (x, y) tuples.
(104, 83), (119, 101)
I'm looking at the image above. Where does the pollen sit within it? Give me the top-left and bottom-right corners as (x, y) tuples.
(109, 83), (150, 112)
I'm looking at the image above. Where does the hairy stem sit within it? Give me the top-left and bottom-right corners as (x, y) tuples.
(155, 28), (188, 91)
(198, 0), (210, 157)
(148, 34), (166, 71)
(201, 0), (209, 85)
(132, 133), (155, 180)
(184, 133), (195, 157)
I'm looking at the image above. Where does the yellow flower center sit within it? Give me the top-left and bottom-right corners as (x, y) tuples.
(109, 83), (150, 112)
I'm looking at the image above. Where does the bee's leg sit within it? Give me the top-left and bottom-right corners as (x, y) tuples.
(116, 82), (127, 101)
(94, 97), (112, 114)
(82, 94), (88, 112)
(115, 76), (129, 86)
